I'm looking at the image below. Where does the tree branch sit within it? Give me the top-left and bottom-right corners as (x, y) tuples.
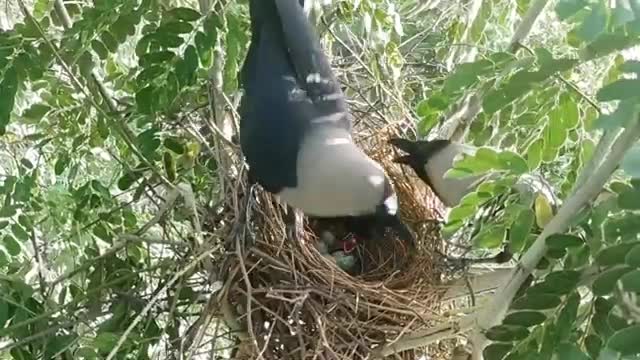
(436, 0), (550, 140)
(470, 116), (640, 359)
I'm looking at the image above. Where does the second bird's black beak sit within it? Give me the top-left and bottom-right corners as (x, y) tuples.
(393, 155), (412, 165)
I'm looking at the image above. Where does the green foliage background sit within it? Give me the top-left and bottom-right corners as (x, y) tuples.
(1, 0), (640, 359)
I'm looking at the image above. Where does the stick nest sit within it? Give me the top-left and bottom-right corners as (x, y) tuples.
(212, 117), (458, 359)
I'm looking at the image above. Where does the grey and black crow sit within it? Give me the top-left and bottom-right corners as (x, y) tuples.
(240, 0), (412, 244)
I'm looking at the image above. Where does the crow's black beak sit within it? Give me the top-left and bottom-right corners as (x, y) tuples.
(388, 138), (416, 154)
(393, 155), (412, 164)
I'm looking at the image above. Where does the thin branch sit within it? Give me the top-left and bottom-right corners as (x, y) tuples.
(441, 268), (514, 302)
(572, 129), (621, 192)
(508, 0), (550, 51)
(436, 0), (550, 140)
(105, 244), (222, 360)
(372, 316), (475, 358)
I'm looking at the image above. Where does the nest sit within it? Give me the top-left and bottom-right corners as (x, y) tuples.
(210, 119), (462, 359)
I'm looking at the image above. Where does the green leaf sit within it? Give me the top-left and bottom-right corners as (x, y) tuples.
(175, 45), (198, 88)
(528, 279), (573, 296)
(597, 79), (640, 102)
(622, 145), (640, 179)
(18, 215), (32, 232)
(159, 21), (193, 34)
(92, 223), (112, 243)
(194, 31), (212, 66)
(596, 242), (640, 266)
(509, 209), (534, 252)
(75, 347), (98, 359)
(555, 343), (590, 360)
(0, 205), (17, 218)
(483, 343), (512, 360)
(163, 137), (185, 154)
(618, 188), (640, 209)
(619, 269), (640, 292)
(546, 270), (581, 289)
(526, 139), (544, 170)
(166, 7), (201, 22)
(503, 311), (547, 327)
(164, 152), (176, 182)
(443, 60), (493, 95)
(55, 153), (70, 175)
(498, 151), (529, 174)
(117, 171), (142, 191)
(556, 292), (580, 341)
(11, 224), (29, 241)
(101, 31), (119, 52)
(607, 325), (640, 356)
(576, 1), (609, 42)
(93, 332), (120, 352)
(585, 334), (602, 359)
(91, 40), (109, 59)
(544, 116), (567, 150)
(556, 0), (589, 20)
(3, 235), (21, 256)
(592, 266), (633, 295)
(546, 234), (583, 249)
(512, 294), (562, 310)
(626, 245), (640, 268)
(140, 50), (176, 65)
(621, 60), (640, 74)
(44, 334), (76, 359)
(473, 225), (506, 249)
(0, 67), (18, 131)
(593, 100), (639, 130)
(136, 65), (166, 85)
(156, 33), (183, 48)
(136, 85), (155, 114)
(0, 299), (8, 328)
(485, 325), (530, 342)
(582, 32), (640, 61)
(22, 103), (51, 121)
